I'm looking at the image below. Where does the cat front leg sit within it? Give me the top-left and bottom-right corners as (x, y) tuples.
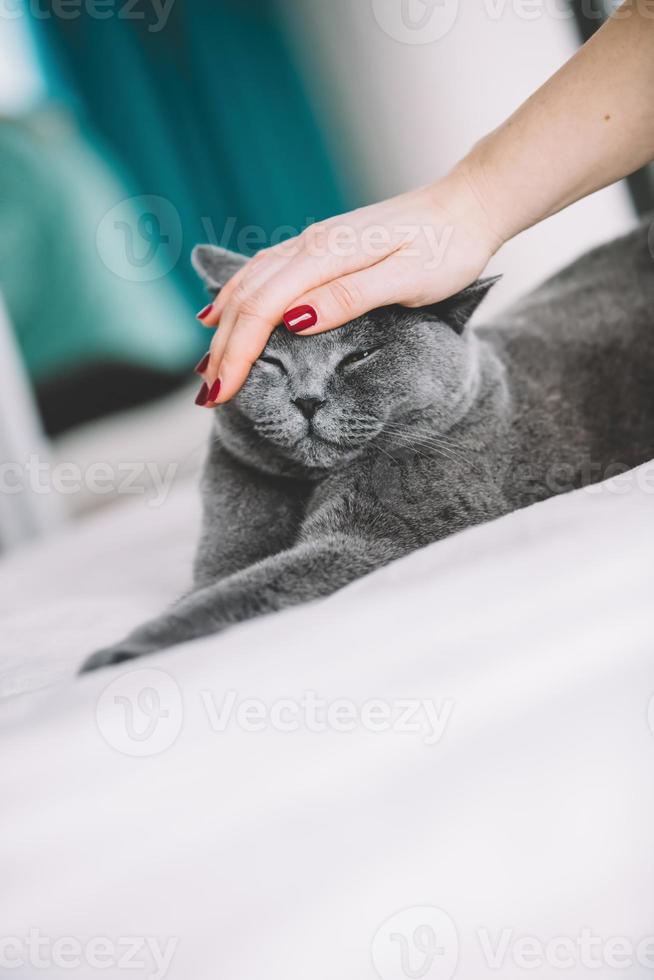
(192, 440), (309, 585)
(80, 527), (406, 672)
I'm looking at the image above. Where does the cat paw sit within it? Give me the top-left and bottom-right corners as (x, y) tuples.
(79, 647), (141, 674)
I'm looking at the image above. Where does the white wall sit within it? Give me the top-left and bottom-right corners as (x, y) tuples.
(0, 16), (45, 115)
(0, 294), (63, 549)
(278, 0), (636, 315)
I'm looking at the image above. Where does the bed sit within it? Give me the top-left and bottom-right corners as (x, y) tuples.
(1, 459), (653, 979)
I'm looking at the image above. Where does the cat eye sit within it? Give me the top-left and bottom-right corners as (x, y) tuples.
(258, 355), (286, 373)
(338, 346), (383, 370)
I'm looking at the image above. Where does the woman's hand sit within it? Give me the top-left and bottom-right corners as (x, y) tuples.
(196, 1), (654, 405)
(197, 162), (504, 404)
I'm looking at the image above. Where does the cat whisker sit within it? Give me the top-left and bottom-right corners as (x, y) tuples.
(344, 413), (472, 468)
(371, 444), (400, 466)
(379, 422), (472, 468)
(389, 425), (472, 462)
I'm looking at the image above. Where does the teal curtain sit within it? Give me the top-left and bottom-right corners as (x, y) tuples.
(0, 112), (198, 383)
(29, 0), (352, 303)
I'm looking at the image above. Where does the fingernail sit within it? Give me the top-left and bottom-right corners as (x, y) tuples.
(196, 303), (213, 321)
(195, 382), (209, 406)
(194, 352), (210, 375)
(207, 378), (221, 402)
(283, 304), (318, 332)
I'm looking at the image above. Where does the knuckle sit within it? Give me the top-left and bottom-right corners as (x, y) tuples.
(274, 235), (302, 259)
(247, 248), (271, 271)
(327, 278), (362, 314)
(232, 281), (264, 316)
(238, 291), (267, 318)
(208, 343), (223, 367)
(232, 280), (250, 305)
(244, 251), (278, 288)
(301, 222), (329, 252)
(220, 349), (256, 383)
(233, 312), (270, 352)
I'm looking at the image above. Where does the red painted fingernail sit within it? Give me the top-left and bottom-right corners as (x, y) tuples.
(207, 378), (221, 402)
(196, 303), (213, 321)
(283, 304), (318, 332)
(194, 352), (210, 375)
(195, 382), (209, 406)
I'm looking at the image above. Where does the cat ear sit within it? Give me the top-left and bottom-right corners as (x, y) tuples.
(191, 245), (248, 293)
(429, 275), (501, 334)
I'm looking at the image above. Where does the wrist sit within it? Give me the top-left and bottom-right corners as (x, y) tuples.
(427, 152), (507, 261)
(451, 137), (518, 251)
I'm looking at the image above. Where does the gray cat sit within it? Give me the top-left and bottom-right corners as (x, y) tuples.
(81, 219), (654, 671)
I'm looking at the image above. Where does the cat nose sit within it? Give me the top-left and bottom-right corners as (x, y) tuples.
(293, 396), (325, 420)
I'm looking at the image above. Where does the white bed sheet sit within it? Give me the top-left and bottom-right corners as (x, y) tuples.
(1, 463), (653, 980)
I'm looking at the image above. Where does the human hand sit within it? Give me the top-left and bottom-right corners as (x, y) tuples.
(196, 162), (504, 404)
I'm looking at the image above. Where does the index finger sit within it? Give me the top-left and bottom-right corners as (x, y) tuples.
(206, 246), (384, 403)
(198, 237), (304, 327)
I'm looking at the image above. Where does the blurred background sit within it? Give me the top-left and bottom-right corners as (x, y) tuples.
(0, 0), (650, 552)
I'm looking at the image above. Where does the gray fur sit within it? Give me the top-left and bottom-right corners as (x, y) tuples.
(81, 220), (654, 671)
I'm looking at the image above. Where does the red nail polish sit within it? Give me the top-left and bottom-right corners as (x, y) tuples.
(283, 305), (318, 332)
(196, 303), (213, 321)
(194, 352), (210, 375)
(207, 378), (221, 402)
(195, 382), (209, 406)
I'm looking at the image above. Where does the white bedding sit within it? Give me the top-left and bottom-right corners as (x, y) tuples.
(1, 463), (653, 980)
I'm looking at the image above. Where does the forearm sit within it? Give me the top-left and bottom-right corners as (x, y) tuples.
(459, 2), (654, 245)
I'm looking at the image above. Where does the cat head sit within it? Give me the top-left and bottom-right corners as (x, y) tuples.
(192, 245), (498, 473)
